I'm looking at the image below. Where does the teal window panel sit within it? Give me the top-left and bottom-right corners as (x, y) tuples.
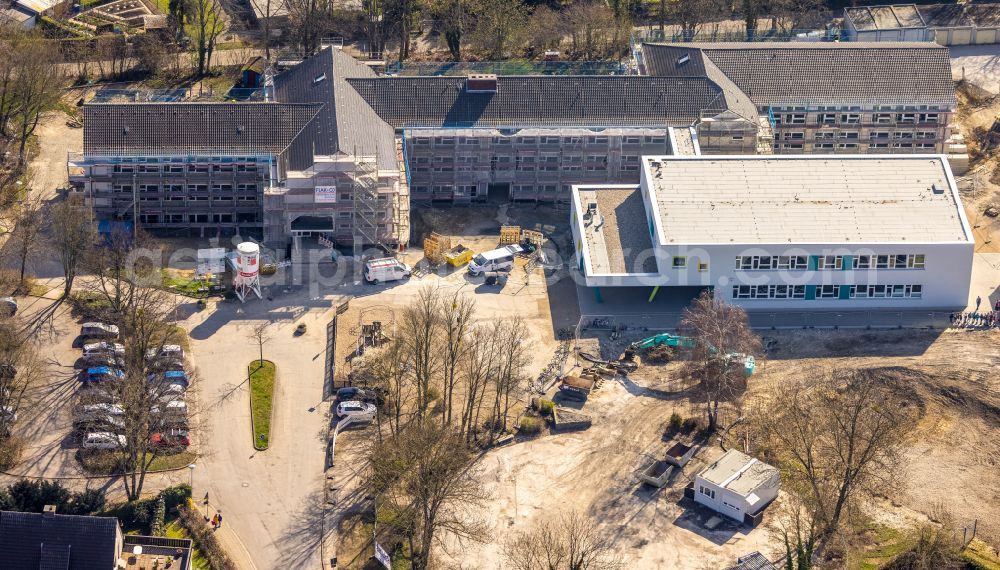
(841, 255), (853, 270)
(805, 285), (817, 300)
(839, 285), (851, 300)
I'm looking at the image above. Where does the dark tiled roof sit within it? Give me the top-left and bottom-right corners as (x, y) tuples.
(0, 510), (120, 570)
(83, 102), (323, 156)
(346, 75), (725, 128)
(724, 552), (779, 570)
(642, 42), (956, 109)
(273, 47), (397, 169)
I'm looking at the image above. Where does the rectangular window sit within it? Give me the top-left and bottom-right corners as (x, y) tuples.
(818, 255), (843, 270)
(817, 285), (840, 298)
(819, 113), (837, 124)
(874, 113), (893, 124)
(735, 256), (807, 271)
(698, 262), (709, 272)
(672, 257), (686, 269)
(896, 113), (916, 124)
(732, 285), (806, 299)
(919, 113), (939, 124)
(840, 113), (860, 124)
(849, 284), (922, 299)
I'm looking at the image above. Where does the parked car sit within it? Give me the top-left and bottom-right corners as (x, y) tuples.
(335, 400), (377, 422)
(82, 431), (126, 449)
(146, 345), (184, 361)
(149, 370), (190, 388)
(0, 297), (17, 317)
(467, 245), (522, 276)
(75, 402), (124, 420)
(335, 386), (378, 405)
(150, 358), (185, 373)
(150, 428), (190, 448)
(83, 342), (125, 357)
(80, 323), (120, 340)
(78, 385), (118, 405)
(1, 405), (16, 423)
(84, 366), (125, 383)
(73, 413), (125, 434)
(84, 353), (124, 368)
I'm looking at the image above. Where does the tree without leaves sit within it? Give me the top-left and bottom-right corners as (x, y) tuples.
(882, 523), (966, 570)
(662, 0), (725, 41)
(84, 227), (159, 319)
(367, 422), (487, 570)
(248, 321), (273, 367)
(503, 510), (625, 570)
(0, 320), (45, 449)
(8, 194), (44, 289)
(757, 368), (918, 538)
(187, 0), (225, 77)
(677, 290), (762, 433)
(50, 195), (95, 299)
(0, 30), (63, 165)
(439, 292), (474, 427)
(469, 0), (528, 60)
(488, 316), (529, 438)
(399, 286), (441, 423)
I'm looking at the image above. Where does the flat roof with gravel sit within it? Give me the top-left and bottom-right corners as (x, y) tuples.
(575, 186), (659, 275)
(645, 155), (971, 245)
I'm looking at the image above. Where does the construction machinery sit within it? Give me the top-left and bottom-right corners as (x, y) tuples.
(630, 333), (756, 376)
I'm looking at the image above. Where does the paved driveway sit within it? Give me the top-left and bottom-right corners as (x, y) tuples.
(184, 288), (340, 570)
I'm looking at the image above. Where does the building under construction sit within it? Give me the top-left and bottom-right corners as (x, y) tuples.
(69, 40), (959, 248)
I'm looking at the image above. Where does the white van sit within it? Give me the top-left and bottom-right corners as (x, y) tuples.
(467, 245), (523, 276)
(364, 258), (411, 284)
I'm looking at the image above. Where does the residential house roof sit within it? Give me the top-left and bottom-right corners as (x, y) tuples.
(82, 102), (323, 157)
(273, 46), (397, 169)
(0, 510), (121, 570)
(346, 75), (732, 129)
(641, 42), (956, 109)
(725, 552), (780, 570)
(695, 450), (780, 498)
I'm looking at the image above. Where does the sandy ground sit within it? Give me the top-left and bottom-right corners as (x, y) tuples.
(29, 111), (82, 201)
(952, 44), (1000, 96)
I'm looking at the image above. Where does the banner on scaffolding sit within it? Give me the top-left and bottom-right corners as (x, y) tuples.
(314, 185), (337, 203)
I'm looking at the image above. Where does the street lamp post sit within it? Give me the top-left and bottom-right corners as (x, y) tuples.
(187, 463), (196, 489)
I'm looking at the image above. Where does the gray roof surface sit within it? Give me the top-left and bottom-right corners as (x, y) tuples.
(919, 3), (1000, 27)
(0, 510), (120, 570)
(641, 42), (956, 108)
(82, 102), (322, 156)
(725, 552), (780, 570)
(274, 47), (397, 169)
(347, 75), (727, 128)
(697, 449), (779, 497)
(645, 155), (971, 244)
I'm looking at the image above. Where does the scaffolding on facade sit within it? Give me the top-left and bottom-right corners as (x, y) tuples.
(351, 155), (382, 258)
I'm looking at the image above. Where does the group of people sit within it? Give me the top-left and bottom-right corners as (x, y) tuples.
(211, 511), (224, 530)
(949, 296), (1000, 328)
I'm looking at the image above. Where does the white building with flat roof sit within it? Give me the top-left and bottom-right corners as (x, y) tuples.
(694, 449), (780, 523)
(570, 155), (973, 310)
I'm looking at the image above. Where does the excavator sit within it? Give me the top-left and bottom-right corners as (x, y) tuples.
(630, 333), (756, 376)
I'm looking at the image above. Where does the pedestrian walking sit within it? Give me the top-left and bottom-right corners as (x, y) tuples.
(217, 512), (223, 528)
(211, 514), (218, 529)
(976, 296), (982, 311)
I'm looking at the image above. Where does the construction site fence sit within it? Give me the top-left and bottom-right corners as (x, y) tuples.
(632, 27), (847, 44)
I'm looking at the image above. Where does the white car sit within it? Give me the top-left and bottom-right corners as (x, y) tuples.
(146, 345), (184, 361)
(82, 431), (126, 449)
(81, 323), (120, 339)
(335, 400), (377, 422)
(83, 342), (125, 357)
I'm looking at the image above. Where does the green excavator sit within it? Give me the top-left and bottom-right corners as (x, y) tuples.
(630, 333), (756, 376)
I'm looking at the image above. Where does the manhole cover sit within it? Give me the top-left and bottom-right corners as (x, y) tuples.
(242, 482), (249, 488)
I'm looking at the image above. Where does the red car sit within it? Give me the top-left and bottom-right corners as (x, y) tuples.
(150, 428), (190, 448)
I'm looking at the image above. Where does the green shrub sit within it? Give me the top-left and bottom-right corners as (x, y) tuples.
(519, 417), (542, 435)
(669, 412), (683, 432)
(67, 488), (106, 515)
(538, 399), (555, 417)
(151, 496), (166, 537)
(69, 291), (114, 319)
(160, 484), (191, 516)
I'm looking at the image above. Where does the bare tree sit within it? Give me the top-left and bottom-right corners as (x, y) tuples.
(460, 321), (497, 443)
(882, 523), (966, 570)
(188, 0), (225, 76)
(0, 30), (63, 165)
(662, 0), (724, 41)
(677, 290), (762, 433)
(368, 422), (487, 570)
(0, 320), (45, 449)
(399, 286), (441, 423)
(439, 293), (474, 426)
(50, 196), (94, 299)
(361, 338), (410, 437)
(503, 510), (624, 570)
(8, 195), (44, 289)
(286, 0), (325, 56)
(469, 0), (527, 59)
(488, 316), (529, 438)
(757, 368), (918, 537)
(85, 227), (159, 317)
(248, 321), (273, 367)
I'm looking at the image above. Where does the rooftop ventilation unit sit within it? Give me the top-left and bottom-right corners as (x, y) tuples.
(466, 74), (498, 93)
(677, 54), (690, 66)
(931, 183), (944, 194)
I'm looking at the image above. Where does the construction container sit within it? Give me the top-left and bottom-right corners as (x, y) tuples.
(444, 244), (473, 267)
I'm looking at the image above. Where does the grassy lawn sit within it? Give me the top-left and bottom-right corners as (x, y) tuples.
(965, 539), (1000, 570)
(78, 450), (196, 475)
(166, 521), (212, 570)
(249, 360), (276, 450)
(162, 268), (215, 298)
(856, 523), (911, 570)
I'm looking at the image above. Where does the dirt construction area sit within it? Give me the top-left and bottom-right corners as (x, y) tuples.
(427, 327), (1000, 569)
